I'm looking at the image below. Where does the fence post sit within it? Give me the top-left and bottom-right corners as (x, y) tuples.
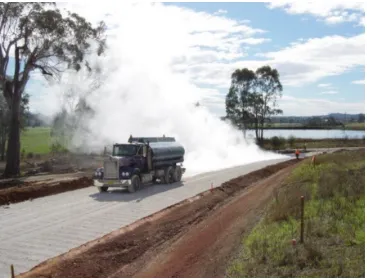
(10, 264), (14, 278)
(300, 196), (305, 244)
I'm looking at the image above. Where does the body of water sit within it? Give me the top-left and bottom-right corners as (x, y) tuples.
(245, 129), (365, 139)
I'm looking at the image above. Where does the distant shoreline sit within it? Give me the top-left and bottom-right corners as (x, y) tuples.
(247, 126), (364, 131)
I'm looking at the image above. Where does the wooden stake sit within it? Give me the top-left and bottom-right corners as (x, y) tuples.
(300, 196), (305, 244)
(10, 264), (14, 278)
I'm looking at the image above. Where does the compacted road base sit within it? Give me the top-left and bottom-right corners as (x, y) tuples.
(20, 159), (300, 278)
(1, 157), (292, 277)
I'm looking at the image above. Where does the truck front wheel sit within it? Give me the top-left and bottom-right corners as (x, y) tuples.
(162, 166), (174, 184)
(98, 186), (109, 193)
(129, 175), (141, 193)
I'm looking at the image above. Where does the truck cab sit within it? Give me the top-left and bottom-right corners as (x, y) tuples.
(93, 136), (185, 193)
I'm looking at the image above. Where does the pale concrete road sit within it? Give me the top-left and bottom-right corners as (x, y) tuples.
(0, 148), (360, 277)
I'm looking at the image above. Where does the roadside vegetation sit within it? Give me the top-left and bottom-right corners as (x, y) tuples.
(263, 136), (365, 151)
(265, 122), (365, 131)
(227, 149), (365, 278)
(345, 122), (365, 130)
(20, 127), (52, 155)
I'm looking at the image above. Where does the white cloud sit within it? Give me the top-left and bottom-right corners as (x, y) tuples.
(214, 9), (228, 15)
(318, 83), (332, 88)
(241, 38), (271, 45)
(352, 79), (365, 85)
(261, 34), (364, 85)
(359, 16), (365, 26)
(180, 33), (365, 89)
(201, 93), (364, 117)
(279, 95), (364, 116)
(267, 1), (365, 25)
(320, 90), (338, 95)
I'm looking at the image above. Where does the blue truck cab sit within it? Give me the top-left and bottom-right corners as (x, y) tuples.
(93, 135), (185, 193)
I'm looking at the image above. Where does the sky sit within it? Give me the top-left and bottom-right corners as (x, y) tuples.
(14, 1), (366, 117)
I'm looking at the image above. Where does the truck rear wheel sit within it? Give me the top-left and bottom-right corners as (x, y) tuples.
(129, 175), (141, 193)
(98, 186), (109, 193)
(173, 166), (182, 182)
(162, 166), (174, 184)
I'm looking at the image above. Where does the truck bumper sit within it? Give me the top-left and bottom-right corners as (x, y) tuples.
(94, 179), (132, 188)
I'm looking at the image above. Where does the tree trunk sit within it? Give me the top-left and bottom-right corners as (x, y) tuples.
(4, 90), (21, 177)
(0, 133), (6, 161)
(259, 118), (264, 146)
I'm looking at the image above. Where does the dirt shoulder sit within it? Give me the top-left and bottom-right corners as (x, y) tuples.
(0, 174), (93, 206)
(19, 159), (300, 278)
(0, 153), (102, 206)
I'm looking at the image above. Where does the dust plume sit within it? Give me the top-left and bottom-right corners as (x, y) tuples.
(44, 3), (286, 177)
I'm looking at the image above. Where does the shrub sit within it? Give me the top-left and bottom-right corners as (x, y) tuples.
(288, 135), (296, 148)
(51, 142), (68, 154)
(21, 149), (26, 159)
(270, 136), (286, 150)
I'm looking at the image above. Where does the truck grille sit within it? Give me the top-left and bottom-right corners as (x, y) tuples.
(104, 160), (119, 179)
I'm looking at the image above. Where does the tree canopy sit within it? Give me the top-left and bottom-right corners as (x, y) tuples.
(225, 65), (283, 145)
(0, 2), (106, 176)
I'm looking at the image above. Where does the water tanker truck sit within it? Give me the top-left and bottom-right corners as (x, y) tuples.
(93, 135), (185, 193)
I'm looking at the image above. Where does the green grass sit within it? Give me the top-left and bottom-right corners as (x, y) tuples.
(266, 123), (304, 128)
(227, 150), (365, 278)
(345, 122), (365, 130)
(20, 127), (52, 155)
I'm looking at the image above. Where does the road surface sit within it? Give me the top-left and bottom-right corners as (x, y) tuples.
(0, 148), (360, 277)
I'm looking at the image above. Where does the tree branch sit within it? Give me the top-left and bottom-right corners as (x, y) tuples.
(31, 63), (53, 76)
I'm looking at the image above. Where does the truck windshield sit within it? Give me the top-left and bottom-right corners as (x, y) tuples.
(112, 145), (137, 156)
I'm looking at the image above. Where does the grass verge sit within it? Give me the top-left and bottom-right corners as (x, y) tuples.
(227, 149), (365, 278)
(263, 138), (365, 151)
(20, 127), (52, 155)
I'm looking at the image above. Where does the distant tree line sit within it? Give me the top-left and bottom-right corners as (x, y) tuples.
(269, 113), (365, 124)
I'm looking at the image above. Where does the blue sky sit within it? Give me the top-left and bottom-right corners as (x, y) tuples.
(10, 1), (366, 117)
(169, 2), (365, 115)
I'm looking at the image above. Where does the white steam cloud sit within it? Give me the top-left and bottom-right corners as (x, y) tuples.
(42, 2), (286, 177)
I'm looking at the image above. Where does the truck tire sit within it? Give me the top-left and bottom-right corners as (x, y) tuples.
(173, 166), (182, 182)
(162, 166), (174, 184)
(128, 175), (141, 193)
(98, 186), (109, 193)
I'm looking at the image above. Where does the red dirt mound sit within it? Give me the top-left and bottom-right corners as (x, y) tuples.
(0, 177), (93, 206)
